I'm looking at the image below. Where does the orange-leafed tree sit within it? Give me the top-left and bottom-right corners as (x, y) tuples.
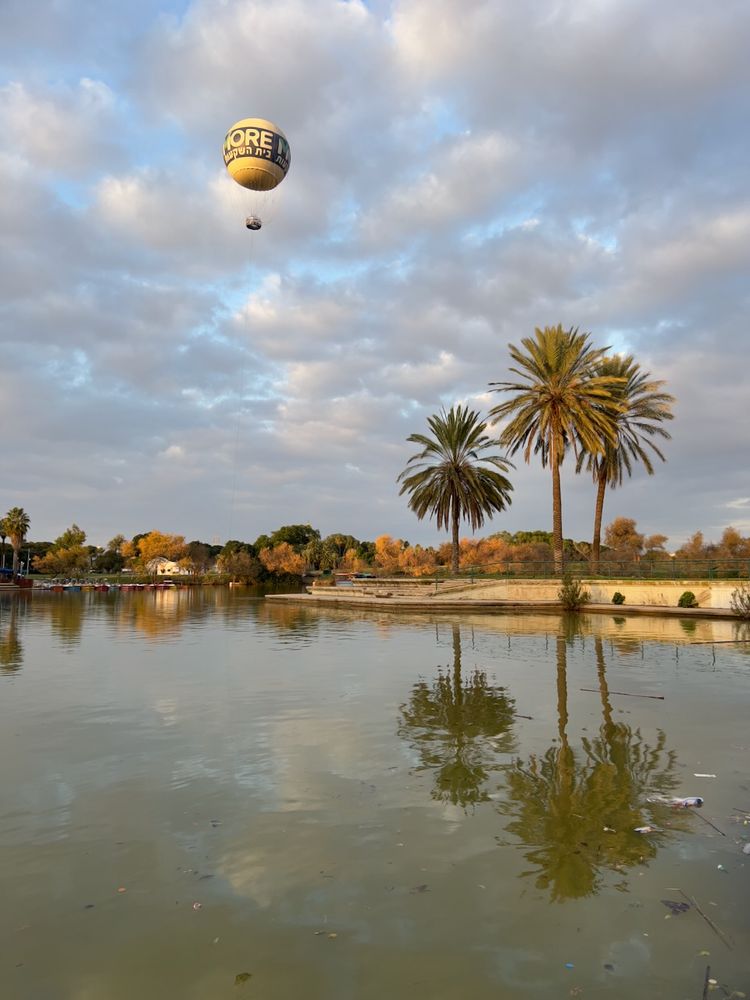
(338, 548), (369, 574)
(398, 544), (438, 577)
(374, 535), (407, 573)
(259, 542), (306, 576)
(138, 531), (187, 565)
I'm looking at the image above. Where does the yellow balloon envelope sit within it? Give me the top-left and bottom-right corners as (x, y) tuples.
(223, 118), (291, 192)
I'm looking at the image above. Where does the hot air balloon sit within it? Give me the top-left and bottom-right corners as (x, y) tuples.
(222, 118), (291, 231)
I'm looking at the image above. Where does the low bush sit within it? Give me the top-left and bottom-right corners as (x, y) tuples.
(730, 584), (750, 620)
(612, 592), (625, 605)
(558, 573), (590, 611)
(677, 590), (698, 608)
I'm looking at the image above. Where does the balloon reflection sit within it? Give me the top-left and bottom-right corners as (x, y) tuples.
(399, 624), (516, 809)
(499, 635), (685, 901)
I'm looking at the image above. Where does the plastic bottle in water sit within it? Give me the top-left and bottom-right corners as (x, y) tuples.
(671, 796), (704, 808)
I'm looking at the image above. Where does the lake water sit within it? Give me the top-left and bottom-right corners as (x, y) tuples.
(1, 589), (748, 999)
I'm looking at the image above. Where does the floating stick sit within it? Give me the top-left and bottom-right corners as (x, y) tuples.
(580, 688), (664, 700)
(691, 810), (726, 837)
(679, 890), (732, 950)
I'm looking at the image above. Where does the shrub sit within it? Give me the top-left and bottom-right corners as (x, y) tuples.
(612, 592), (625, 605)
(558, 573), (590, 611)
(678, 590), (698, 608)
(730, 584), (750, 620)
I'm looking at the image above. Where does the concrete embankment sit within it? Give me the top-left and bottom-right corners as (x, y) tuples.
(267, 576), (743, 621)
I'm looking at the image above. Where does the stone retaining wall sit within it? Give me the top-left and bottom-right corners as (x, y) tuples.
(329, 577), (744, 610)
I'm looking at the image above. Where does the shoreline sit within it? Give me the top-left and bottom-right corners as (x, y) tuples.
(266, 590), (740, 621)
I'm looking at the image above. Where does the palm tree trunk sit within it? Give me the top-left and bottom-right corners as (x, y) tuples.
(591, 468), (607, 575)
(12, 543), (20, 575)
(451, 505), (460, 575)
(551, 438), (564, 576)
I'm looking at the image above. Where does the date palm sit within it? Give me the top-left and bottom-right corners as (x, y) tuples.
(577, 355), (674, 573)
(3, 507), (30, 575)
(488, 325), (623, 574)
(397, 405), (514, 575)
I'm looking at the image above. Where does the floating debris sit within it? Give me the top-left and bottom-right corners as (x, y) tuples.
(234, 972), (252, 985)
(662, 899), (690, 915)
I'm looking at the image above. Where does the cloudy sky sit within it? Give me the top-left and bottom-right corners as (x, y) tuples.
(1, 0), (748, 549)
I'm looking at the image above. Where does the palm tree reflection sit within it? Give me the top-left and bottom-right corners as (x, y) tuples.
(398, 624), (516, 809)
(0, 598), (23, 671)
(500, 635), (684, 900)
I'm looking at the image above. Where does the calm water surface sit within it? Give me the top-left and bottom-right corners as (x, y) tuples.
(1, 590), (749, 999)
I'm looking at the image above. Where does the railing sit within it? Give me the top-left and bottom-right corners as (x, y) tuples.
(358, 558), (750, 583)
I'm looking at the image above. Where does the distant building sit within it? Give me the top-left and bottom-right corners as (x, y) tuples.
(146, 557), (190, 576)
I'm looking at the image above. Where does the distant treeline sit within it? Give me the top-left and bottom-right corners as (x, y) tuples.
(6, 518), (750, 581)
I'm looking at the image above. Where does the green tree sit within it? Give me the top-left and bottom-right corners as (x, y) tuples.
(3, 507), (31, 574)
(488, 325), (623, 574)
(576, 355), (674, 573)
(107, 534), (126, 554)
(268, 524), (321, 550)
(216, 548), (264, 583)
(397, 405), (514, 574)
(55, 524), (87, 548)
(184, 541), (213, 575)
(93, 548), (124, 573)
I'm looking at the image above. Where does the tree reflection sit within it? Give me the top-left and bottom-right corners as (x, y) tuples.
(49, 594), (86, 648)
(0, 598), (23, 671)
(500, 635), (683, 900)
(398, 624), (516, 809)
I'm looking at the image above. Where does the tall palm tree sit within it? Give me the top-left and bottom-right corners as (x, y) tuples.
(397, 405), (514, 575)
(3, 507), (30, 575)
(576, 355), (674, 573)
(488, 325), (623, 575)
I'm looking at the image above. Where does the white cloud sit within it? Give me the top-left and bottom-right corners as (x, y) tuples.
(0, 0), (748, 547)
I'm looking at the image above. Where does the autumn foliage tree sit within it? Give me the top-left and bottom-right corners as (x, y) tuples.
(374, 535), (408, 573)
(138, 531), (187, 566)
(398, 544), (438, 576)
(603, 518), (644, 561)
(259, 542), (306, 576)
